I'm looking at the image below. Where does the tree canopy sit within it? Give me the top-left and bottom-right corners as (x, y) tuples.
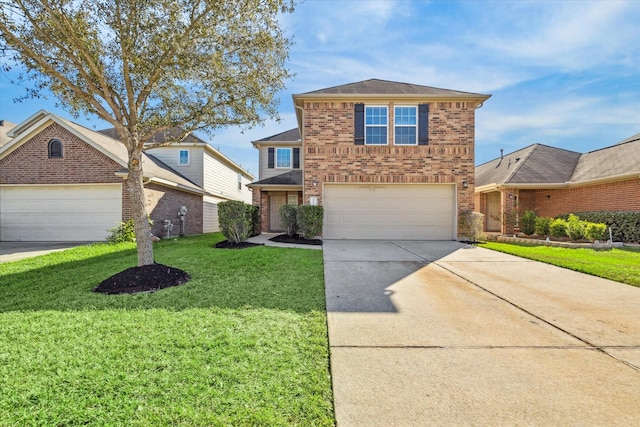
(1, 0), (296, 265)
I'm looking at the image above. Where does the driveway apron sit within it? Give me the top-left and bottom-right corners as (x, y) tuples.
(323, 240), (640, 426)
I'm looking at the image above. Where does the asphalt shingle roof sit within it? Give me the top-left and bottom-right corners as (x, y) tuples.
(249, 170), (302, 187)
(254, 128), (300, 143)
(476, 135), (640, 188)
(297, 78), (488, 98)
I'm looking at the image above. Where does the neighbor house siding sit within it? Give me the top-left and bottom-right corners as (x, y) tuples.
(146, 145), (205, 187)
(202, 153), (252, 204)
(302, 101), (476, 235)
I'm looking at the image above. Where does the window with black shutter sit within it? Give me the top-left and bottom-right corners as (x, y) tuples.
(268, 147), (275, 168)
(354, 103), (364, 145)
(293, 147), (300, 169)
(418, 103), (429, 145)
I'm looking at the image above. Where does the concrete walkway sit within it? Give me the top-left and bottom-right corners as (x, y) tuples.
(323, 240), (640, 426)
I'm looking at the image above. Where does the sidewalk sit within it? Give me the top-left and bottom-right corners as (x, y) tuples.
(247, 233), (322, 250)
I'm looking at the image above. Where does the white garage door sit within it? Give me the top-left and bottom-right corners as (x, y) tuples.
(323, 184), (456, 240)
(0, 185), (122, 241)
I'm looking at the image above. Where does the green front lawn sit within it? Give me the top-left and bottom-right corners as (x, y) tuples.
(480, 241), (640, 287)
(0, 234), (334, 426)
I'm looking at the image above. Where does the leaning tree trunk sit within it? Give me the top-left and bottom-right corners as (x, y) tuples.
(127, 152), (154, 266)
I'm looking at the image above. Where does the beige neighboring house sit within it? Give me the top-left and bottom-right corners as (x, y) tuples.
(475, 134), (640, 235)
(0, 111), (253, 241)
(250, 78), (491, 239)
(101, 127), (254, 233)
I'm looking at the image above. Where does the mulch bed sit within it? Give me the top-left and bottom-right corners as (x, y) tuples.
(269, 234), (323, 246)
(94, 263), (191, 295)
(214, 240), (264, 249)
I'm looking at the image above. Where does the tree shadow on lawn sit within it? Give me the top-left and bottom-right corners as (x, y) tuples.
(0, 237), (326, 314)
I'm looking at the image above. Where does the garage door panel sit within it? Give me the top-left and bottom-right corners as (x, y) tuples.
(1, 185), (122, 242)
(324, 184), (455, 240)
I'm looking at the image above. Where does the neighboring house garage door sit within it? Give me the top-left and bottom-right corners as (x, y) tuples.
(0, 185), (122, 241)
(323, 184), (456, 240)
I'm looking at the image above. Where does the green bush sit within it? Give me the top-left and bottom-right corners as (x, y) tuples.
(245, 204), (261, 237)
(219, 200), (251, 243)
(549, 218), (567, 238)
(534, 216), (551, 236)
(279, 205), (298, 236)
(520, 210), (537, 235)
(297, 206), (323, 239)
(107, 218), (136, 243)
(557, 211), (639, 242)
(584, 222), (607, 241)
(565, 214), (585, 241)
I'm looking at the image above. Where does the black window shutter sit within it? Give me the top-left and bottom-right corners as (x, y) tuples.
(293, 147), (300, 169)
(354, 103), (365, 145)
(418, 103), (429, 145)
(268, 147), (274, 168)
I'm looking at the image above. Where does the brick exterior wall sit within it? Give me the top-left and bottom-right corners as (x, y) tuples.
(1, 122), (204, 236)
(144, 183), (203, 236)
(479, 178), (640, 235)
(522, 179), (640, 218)
(302, 101), (477, 237)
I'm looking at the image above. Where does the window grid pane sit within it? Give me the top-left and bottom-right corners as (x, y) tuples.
(179, 150), (189, 164)
(276, 148), (291, 168)
(394, 106), (417, 145)
(365, 106), (388, 145)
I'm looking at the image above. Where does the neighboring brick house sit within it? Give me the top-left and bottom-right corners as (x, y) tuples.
(0, 110), (253, 241)
(475, 133), (640, 235)
(250, 79), (491, 239)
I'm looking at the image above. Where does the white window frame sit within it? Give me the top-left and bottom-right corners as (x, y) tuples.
(394, 105), (418, 145)
(275, 147), (292, 169)
(179, 149), (190, 165)
(365, 105), (388, 145)
(237, 172), (243, 191)
(287, 194), (298, 205)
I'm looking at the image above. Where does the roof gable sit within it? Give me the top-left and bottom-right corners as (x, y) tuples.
(253, 128), (300, 144)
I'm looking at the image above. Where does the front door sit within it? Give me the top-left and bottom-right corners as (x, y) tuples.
(269, 195), (286, 232)
(486, 192), (502, 232)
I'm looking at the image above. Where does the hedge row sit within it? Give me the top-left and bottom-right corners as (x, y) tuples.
(556, 211), (640, 243)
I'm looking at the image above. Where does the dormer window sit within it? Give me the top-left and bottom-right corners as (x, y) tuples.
(48, 139), (63, 158)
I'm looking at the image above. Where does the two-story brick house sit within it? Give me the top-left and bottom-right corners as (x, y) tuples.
(250, 79), (491, 240)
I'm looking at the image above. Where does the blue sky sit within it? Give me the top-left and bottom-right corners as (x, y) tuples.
(2, 0), (640, 176)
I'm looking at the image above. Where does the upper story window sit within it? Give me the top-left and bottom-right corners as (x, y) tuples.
(179, 149), (189, 165)
(238, 172), (243, 191)
(48, 139), (63, 158)
(394, 106), (417, 145)
(267, 147), (300, 169)
(276, 147), (291, 168)
(355, 103), (429, 146)
(365, 106), (388, 145)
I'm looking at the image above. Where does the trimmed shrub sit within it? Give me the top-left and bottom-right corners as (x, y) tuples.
(549, 218), (567, 238)
(246, 204), (261, 237)
(279, 205), (298, 236)
(584, 222), (607, 241)
(557, 211), (639, 242)
(459, 210), (485, 243)
(565, 214), (585, 241)
(520, 210), (537, 235)
(219, 200), (251, 243)
(297, 205), (323, 239)
(534, 216), (551, 236)
(107, 218), (136, 243)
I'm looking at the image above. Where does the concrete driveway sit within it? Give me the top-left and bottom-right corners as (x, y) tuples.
(0, 242), (85, 263)
(323, 240), (640, 426)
